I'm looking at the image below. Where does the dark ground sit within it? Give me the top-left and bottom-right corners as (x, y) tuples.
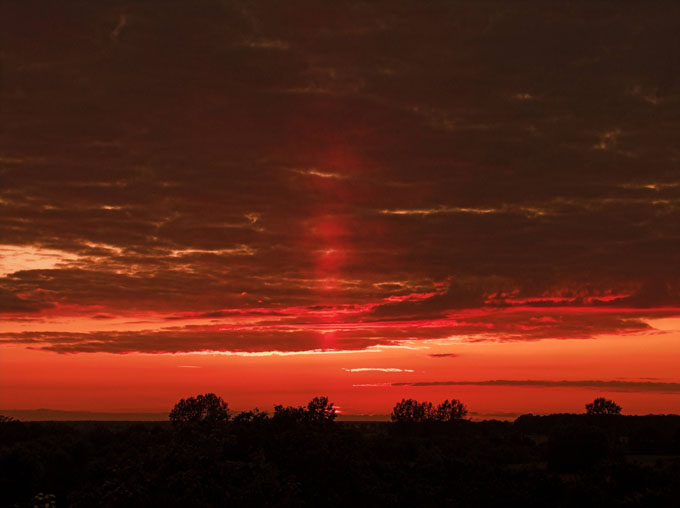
(2, 414), (680, 507)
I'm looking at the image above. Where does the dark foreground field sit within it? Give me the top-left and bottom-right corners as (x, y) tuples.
(2, 415), (680, 507)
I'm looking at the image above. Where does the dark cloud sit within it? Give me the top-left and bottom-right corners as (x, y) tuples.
(0, 325), (405, 354)
(0, 288), (55, 313)
(1, 307), (672, 354)
(1, 1), (679, 352)
(428, 353), (459, 358)
(611, 279), (680, 308)
(370, 276), (510, 318)
(392, 379), (680, 393)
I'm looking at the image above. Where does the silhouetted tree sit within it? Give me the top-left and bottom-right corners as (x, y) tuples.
(391, 399), (435, 422)
(272, 396), (337, 425)
(169, 393), (230, 424)
(586, 397), (622, 416)
(233, 408), (269, 423)
(630, 426), (663, 454)
(272, 404), (307, 424)
(391, 398), (468, 422)
(306, 396), (337, 422)
(547, 424), (611, 472)
(435, 399), (468, 421)
(5, 407), (680, 506)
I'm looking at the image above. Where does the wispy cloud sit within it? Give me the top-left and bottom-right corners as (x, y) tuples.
(392, 379), (680, 393)
(1, 305), (676, 354)
(343, 368), (415, 373)
(2, 0), (679, 356)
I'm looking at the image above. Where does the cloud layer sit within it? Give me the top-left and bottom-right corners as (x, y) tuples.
(392, 379), (680, 394)
(2, 1), (679, 353)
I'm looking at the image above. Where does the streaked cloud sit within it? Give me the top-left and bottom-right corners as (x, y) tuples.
(379, 207), (498, 216)
(1, 0), (679, 356)
(352, 383), (393, 388)
(392, 379), (680, 393)
(1, 305), (675, 354)
(343, 367), (415, 373)
(0, 246), (82, 277)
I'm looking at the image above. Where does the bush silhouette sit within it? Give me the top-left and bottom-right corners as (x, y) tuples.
(586, 398), (622, 416)
(272, 396), (337, 424)
(169, 393), (230, 424)
(391, 398), (468, 422)
(436, 399), (468, 421)
(4, 397), (680, 506)
(306, 396), (337, 422)
(547, 424), (610, 472)
(391, 398), (434, 422)
(233, 408), (269, 423)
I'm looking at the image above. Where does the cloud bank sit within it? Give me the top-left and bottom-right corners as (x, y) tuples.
(2, 1), (679, 353)
(392, 379), (680, 393)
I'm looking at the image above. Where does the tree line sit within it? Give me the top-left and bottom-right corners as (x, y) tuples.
(168, 393), (622, 424)
(2, 395), (679, 507)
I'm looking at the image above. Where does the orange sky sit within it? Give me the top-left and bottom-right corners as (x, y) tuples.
(2, 316), (679, 419)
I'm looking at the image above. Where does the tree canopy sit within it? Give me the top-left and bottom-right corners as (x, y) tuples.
(586, 398), (622, 416)
(168, 394), (337, 426)
(391, 398), (468, 423)
(273, 396), (337, 424)
(169, 393), (230, 424)
(306, 396), (337, 422)
(436, 399), (469, 421)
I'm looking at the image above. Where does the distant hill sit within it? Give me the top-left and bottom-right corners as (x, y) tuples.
(0, 409), (169, 421)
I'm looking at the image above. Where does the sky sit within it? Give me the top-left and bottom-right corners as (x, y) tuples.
(1, 1), (680, 420)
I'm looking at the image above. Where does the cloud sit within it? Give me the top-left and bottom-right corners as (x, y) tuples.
(0, 288), (55, 313)
(1, 306), (674, 354)
(369, 277), (505, 318)
(342, 367), (414, 373)
(610, 279), (680, 308)
(1, 1), (680, 354)
(0, 327), (400, 354)
(392, 379), (680, 393)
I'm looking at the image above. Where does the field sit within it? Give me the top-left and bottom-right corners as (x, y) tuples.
(2, 414), (680, 507)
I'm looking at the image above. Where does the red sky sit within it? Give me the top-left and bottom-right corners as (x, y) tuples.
(1, 1), (680, 419)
